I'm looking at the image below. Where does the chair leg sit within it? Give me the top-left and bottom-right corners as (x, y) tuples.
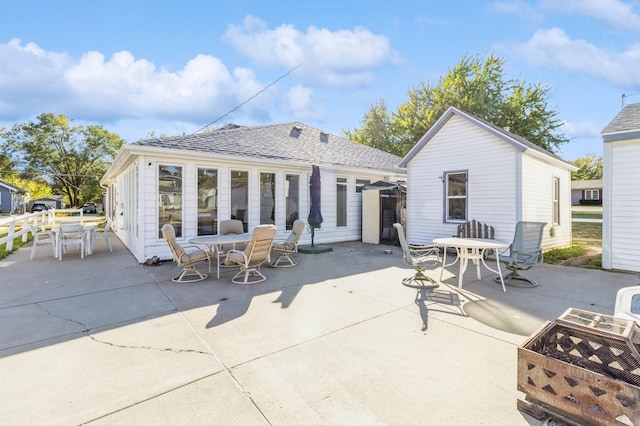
(402, 266), (439, 290)
(271, 253), (296, 267)
(172, 265), (208, 283)
(495, 268), (538, 287)
(231, 267), (267, 284)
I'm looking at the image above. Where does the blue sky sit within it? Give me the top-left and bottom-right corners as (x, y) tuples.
(1, 0), (639, 161)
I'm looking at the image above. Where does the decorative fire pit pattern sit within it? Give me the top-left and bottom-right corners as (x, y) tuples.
(518, 308), (640, 425)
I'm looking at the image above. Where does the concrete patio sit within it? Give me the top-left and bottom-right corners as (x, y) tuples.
(1, 234), (638, 425)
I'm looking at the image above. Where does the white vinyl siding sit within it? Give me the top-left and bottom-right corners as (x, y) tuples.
(521, 155), (572, 250)
(406, 115), (516, 244)
(604, 139), (640, 272)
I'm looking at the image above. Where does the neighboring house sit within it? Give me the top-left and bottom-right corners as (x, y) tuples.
(0, 179), (27, 214)
(571, 179), (602, 206)
(399, 106), (577, 251)
(602, 103), (640, 272)
(100, 122), (405, 263)
(29, 195), (65, 210)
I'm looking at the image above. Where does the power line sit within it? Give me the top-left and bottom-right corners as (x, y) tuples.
(190, 60), (308, 135)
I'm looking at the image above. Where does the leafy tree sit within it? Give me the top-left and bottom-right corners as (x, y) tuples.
(1, 113), (125, 207)
(343, 100), (395, 152)
(570, 154), (602, 180)
(346, 54), (569, 157)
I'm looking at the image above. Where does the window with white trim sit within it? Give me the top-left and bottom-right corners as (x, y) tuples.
(553, 176), (560, 225)
(158, 164), (183, 238)
(444, 171), (467, 222)
(336, 177), (347, 227)
(584, 189), (600, 200)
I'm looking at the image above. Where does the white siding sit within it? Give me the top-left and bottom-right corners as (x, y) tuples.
(521, 154), (572, 250)
(603, 139), (640, 272)
(406, 115), (517, 245)
(406, 114), (574, 252)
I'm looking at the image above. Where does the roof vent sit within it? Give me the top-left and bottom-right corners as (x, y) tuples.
(320, 132), (329, 143)
(290, 126), (303, 138)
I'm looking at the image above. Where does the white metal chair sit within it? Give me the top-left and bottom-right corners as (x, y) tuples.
(58, 223), (86, 261)
(393, 223), (441, 289)
(92, 218), (113, 252)
(224, 224), (277, 284)
(29, 225), (57, 260)
(487, 221), (546, 287)
(161, 223), (215, 283)
(271, 219), (305, 267)
(614, 286), (640, 325)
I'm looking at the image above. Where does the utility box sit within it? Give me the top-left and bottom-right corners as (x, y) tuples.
(518, 308), (640, 425)
(361, 181), (406, 245)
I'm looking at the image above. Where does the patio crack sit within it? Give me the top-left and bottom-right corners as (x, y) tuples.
(35, 303), (214, 357)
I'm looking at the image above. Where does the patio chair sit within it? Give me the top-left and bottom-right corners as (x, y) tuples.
(29, 225), (56, 260)
(161, 223), (215, 283)
(92, 218), (113, 252)
(219, 219), (246, 251)
(456, 219), (494, 239)
(224, 224), (277, 284)
(58, 222), (86, 261)
(271, 219), (305, 267)
(486, 221), (546, 287)
(393, 223), (441, 289)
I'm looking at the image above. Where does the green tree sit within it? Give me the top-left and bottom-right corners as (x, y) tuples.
(570, 154), (603, 180)
(346, 54), (569, 156)
(343, 99), (395, 152)
(1, 113), (125, 207)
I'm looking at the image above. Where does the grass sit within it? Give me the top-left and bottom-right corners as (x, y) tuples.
(572, 222), (602, 240)
(544, 245), (587, 263)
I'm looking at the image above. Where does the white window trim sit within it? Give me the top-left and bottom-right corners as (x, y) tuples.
(443, 170), (468, 223)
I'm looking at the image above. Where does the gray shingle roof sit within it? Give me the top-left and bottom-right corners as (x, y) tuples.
(602, 103), (640, 134)
(132, 122), (404, 174)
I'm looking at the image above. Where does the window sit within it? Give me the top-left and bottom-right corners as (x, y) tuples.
(336, 177), (347, 227)
(355, 179), (370, 193)
(585, 189), (600, 200)
(285, 174), (299, 230)
(444, 171), (467, 222)
(553, 176), (560, 225)
(231, 170), (249, 232)
(260, 172), (276, 225)
(158, 165), (183, 238)
(197, 168), (218, 236)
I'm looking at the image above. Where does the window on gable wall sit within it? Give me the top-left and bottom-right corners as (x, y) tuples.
(444, 171), (467, 222)
(553, 176), (560, 226)
(336, 177), (347, 227)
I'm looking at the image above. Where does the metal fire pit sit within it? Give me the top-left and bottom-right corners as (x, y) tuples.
(517, 308), (640, 425)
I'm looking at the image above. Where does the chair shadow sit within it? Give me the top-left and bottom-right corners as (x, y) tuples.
(414, 287), (467, 331)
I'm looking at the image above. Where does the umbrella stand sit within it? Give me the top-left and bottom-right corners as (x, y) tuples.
(300, 165), (332, 254)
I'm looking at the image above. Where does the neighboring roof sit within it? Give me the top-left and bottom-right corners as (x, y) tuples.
(602, 103), (640, 141)
(128, 122), (404, 174)
(32, 195), (64, 202)
(399, 106), (577, 170)
(0, 179), (26, 193)
(571, 179), (602, 190)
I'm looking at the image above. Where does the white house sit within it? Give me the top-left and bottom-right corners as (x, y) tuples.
(100, 122), (404, 263)
(398, 106), (577, 250)
(602, 103), (640, 272)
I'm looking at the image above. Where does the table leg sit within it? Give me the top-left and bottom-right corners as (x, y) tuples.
(479, 250), (507, 292)
(458, 249), (469, 289)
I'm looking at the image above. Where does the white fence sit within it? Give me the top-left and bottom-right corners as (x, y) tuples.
(0, 209), (87, 253)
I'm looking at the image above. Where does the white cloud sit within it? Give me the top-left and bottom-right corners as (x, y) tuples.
(222, 15), (398, 87)
(561, 119), (602, 139)
(541, 0), (640, 32)
(0, 39), (276, 127)
(282, 84), (324, 122)
(491, 1), (543, 21)
(513, 28), (640, 86)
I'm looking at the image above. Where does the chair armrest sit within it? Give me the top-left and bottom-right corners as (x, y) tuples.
(224, 249), (248, 266)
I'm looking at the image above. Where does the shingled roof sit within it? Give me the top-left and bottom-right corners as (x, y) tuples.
(131, 122), (404, 174)
(602, 103), (640, 134)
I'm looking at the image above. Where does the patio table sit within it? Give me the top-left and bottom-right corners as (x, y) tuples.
(189, 233), (252, 279)
(52, 223), (97, 260)
(433, 237), (509, 292)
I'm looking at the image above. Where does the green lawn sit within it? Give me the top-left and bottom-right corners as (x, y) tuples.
(572, 222), (602, 240)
